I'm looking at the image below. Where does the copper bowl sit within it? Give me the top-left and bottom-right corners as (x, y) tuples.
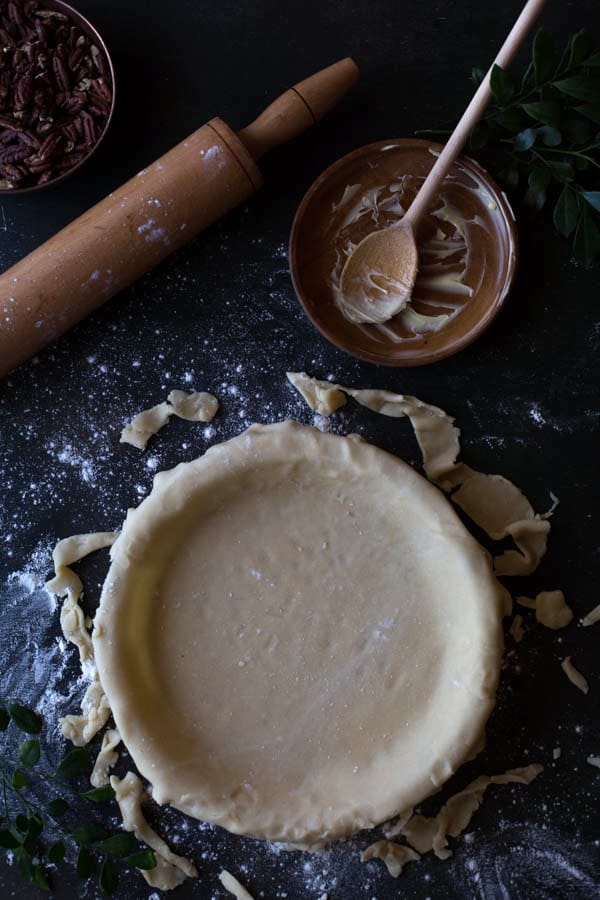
(0, 0), (116, 195)
(289, 139), (518, 367)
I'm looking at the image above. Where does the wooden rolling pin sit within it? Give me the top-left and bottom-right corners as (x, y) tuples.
(0, 58), (359, 377)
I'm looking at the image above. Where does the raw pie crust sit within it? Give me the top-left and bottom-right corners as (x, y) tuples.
(93, 421), (504, 844)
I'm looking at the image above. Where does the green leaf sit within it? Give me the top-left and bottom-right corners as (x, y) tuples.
(490, 64), (514, 106)
(547, 160), (574, 183)
(583, 51), (600, 68)
(14, 845), (33, 881)
(573, 201), (600, 264)
(521, 60), (535, 93)
(123, 849), (157, 870)
(7, 704), (42, 735)
(15, 814), (29, 833)
(533, 29), (555, 86)
(522, 101), (562, 127)
(26, 814), (43, 839)
(48, 840), (65, 864)
(469, 120), (489, 150)
(0, 707), (9, 731)
(495, 106), (527, 131)
(99, 857), (119, 896)
(11, 769), (28, 789)
(70, 821), (109, 845)
(554, 76), (600, 102)
(30, 864), (50, 891)
(76, 846), (96, 878)
(581, 191), (600, 214)
(568, 29), (593, 68)
(513, 128), (537, 152)
(471, 66), (485, 87)
(81, 785), (115, 803)
(54, 748), (91, 780)
(0, 828), (20, 849)
(96, 831), (136, 857)
(563, 117), (591, 145)
(18, 739), (41, 769)
(525, 167), (551, 211)
(46, 798), (69, 819)
(575, 103), (600, 124)
(536, 125), (562, 147)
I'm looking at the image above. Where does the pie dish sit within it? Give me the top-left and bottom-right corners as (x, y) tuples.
(93, 421), (504, 844)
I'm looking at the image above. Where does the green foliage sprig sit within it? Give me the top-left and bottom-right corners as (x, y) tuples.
(0, 700), (156, 895)
(425, 28), (600, 264)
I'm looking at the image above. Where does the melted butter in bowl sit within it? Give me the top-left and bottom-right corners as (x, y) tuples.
(290, 139), (518, 366)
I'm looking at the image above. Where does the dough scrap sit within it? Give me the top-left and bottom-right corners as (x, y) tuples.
(360, 840), (420, 877)
(561, 657), (589, 694)
(110, 772), (197, 889)
(381, 808), (413, 839)
(167, 389), (219, 422)
(45, 532), (117, 745)
(45, 532), (117, 671)
(516, 591), (573, 630)
(94, 421), (504, 844)
(286, 371), (347, 416)
(509, 614), (525, 642)
(287, 373), (550, 578)
(401, 764), (543, 860)
(219, 870), (255, 899)
(90, 728), (121, 787)
(61, 679), (111, 747)
(581, 603), (600, 627)
(120, 390), (219, 449)
(587, 756), (600, 769)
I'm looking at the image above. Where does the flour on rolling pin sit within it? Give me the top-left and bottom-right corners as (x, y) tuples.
(0, 58), (359, 378)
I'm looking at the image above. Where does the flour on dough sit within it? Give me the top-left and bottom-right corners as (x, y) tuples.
(111, 772), (197, 889)
(120, 390), (219, 449)
(516, 591), (573, 630)
(361, 840), (420, 877)
(400, 764), (543, 861)
(45, 532), (117, 744)
(561, 657), (589, 694)
(90, 728), (121, 787)
(287, 373), (551, 578)
(581, 603), (600, 627)
(219, 869), (256, 899)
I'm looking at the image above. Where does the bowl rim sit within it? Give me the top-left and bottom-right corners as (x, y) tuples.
(289, 137), (519, 367)
(0, 0), (116, 196)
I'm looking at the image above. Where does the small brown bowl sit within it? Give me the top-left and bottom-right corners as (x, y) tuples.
(289, 139), (518, 366)
(0, 0), (115, 195)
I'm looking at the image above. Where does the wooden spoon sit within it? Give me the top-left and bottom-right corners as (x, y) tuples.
(339, 0), (547, 325)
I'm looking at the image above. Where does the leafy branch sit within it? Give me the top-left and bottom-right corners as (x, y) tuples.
(424, 28), (600, 264)
(0, 701), (156, 895)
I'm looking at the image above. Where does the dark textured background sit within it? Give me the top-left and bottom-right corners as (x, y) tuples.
(1, 0), (599, 897)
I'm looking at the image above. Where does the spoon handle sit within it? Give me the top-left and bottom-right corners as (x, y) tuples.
(403, 0), (548, 227)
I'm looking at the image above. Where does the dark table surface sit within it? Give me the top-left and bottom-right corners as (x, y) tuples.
(1, 0), (599, 898)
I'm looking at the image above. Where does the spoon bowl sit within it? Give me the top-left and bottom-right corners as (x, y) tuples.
(338, 222), (418, 324)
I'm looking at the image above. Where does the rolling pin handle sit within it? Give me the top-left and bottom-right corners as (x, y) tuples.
(238, 57), (360, 160)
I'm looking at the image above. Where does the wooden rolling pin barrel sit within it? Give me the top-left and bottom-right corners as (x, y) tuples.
(0, 58), (359, 378)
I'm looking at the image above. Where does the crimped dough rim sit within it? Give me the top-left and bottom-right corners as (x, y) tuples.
(93, 422), (504, 844)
